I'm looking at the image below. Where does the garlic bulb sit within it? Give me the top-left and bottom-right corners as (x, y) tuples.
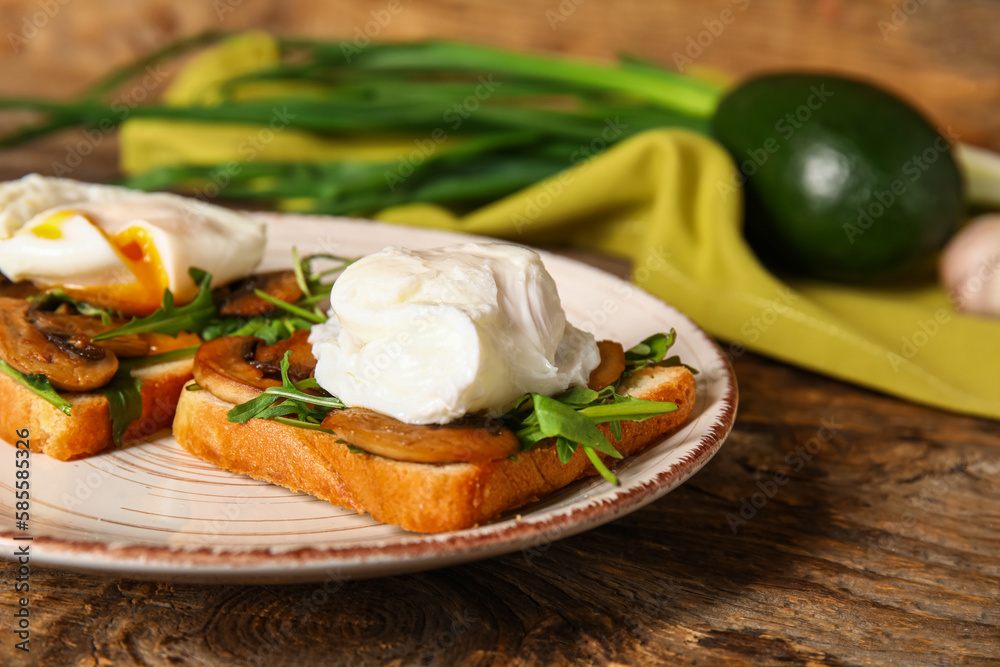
(939, 214), (1000, 315)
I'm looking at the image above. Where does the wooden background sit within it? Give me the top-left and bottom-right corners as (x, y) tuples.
(0, 1), (998, 665)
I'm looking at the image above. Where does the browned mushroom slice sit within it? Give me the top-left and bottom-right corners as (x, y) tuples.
(588, 340), (626, 390)
(193, 336), (281, 405)
(251, 329), (317, 382)
(216, 271), (304, 317)
(322, 408), (521, 464)
(0, 297), (118, 392)
(28, 309), (150, 358)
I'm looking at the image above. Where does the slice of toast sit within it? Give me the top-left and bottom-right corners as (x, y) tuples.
(173, 365), (696, 533)
(0, 359), (194, 460)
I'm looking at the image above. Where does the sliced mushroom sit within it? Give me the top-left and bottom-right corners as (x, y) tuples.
(322, 408), (520, 464)
(251, 329), (317, 382)
(588, 340), (626, 390)
(193, 336), (281, 405)
(216, 271), (304, 317)
(0, 297), (118, 391)
(28, 309), (150, 358)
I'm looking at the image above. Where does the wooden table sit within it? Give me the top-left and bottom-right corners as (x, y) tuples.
(1, 2), (998, 664)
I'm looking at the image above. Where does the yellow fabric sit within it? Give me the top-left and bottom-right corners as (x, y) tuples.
(120, 35), (1000, 420)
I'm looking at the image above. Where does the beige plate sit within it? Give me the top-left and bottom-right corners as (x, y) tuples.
(0, 214), (737, 583)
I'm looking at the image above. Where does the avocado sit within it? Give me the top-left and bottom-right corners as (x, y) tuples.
(711, 73), (963, 282)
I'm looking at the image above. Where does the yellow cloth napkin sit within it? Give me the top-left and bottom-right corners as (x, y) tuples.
(120, 34), (1000, 420)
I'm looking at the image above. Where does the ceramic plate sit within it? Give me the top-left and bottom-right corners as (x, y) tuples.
(0, 214), (737, 583)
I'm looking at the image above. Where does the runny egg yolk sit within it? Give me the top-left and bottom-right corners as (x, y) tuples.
(51, 212), (171, 317)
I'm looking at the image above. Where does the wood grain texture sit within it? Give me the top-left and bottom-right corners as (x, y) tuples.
(0, 0), (997, 150)
(2, 353), (998, 666)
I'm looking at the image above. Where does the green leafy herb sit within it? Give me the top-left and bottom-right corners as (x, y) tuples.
(625, 331), (674, 369)
(524, 393), (626, 485)
(227, 351), (344, 424)
(346, 444), (365, 454)
(508, 371), (681, 485)
(252, 289), (326, 324)
(186, 383), (203, 391)
(624, 330), (698, 375)
(102, 368), (143, 447)
(0, 359), (72, 416)
(101, 347), (199, 447)
(92, 268), (216, 341)
(200, 315), (313, 345)
(532, 394), (624, 458)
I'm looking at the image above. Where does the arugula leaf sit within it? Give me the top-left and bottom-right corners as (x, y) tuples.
(578, 395), (678, 423)
(555, 436), (576, 465)
(0, 359), (72, 416)
(532, 394), (623, 459)
(584, 447), (619, 485)
(227, 351), (344, 424)
(510, 375), (682, 485)
(252, 289), (326, 324)
(625, 331), (674, 370)
(201, 315), (311, 345)
(102, 367), (143, 447)
(294, 250), (356, 297)
(100, 347), (199, 447)
(624, 330), (699, 375)
(554, 386), (600, 405)
(227, 391), (279, 424)
(92, 268), (216, 341)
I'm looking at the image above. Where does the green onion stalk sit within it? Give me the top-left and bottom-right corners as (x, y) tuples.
(0, 33), (727, 215)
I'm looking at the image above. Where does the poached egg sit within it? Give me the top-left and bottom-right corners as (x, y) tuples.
(0, 174), (266, 315)
(309, 242), (600, 425)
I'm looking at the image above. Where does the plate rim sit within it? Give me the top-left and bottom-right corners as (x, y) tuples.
(0, 214), (738, 582)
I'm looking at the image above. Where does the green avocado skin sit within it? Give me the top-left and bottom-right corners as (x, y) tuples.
(711, 74), (963, 282)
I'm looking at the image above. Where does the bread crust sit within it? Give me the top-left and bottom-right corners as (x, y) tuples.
(173, 364), (696, 533)
(0, 359), (194, 460)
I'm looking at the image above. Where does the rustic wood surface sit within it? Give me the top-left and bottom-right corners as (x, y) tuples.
(0, 1), (998, 665)
(0, 0), (997, 149)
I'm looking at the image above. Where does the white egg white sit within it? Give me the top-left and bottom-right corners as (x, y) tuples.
(309, 242), (601, 425)
(0, 174), (266, 314)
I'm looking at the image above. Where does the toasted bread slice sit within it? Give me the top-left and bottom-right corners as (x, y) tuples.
(0, 359), (194, 460)
(173, 365), (696, 533)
